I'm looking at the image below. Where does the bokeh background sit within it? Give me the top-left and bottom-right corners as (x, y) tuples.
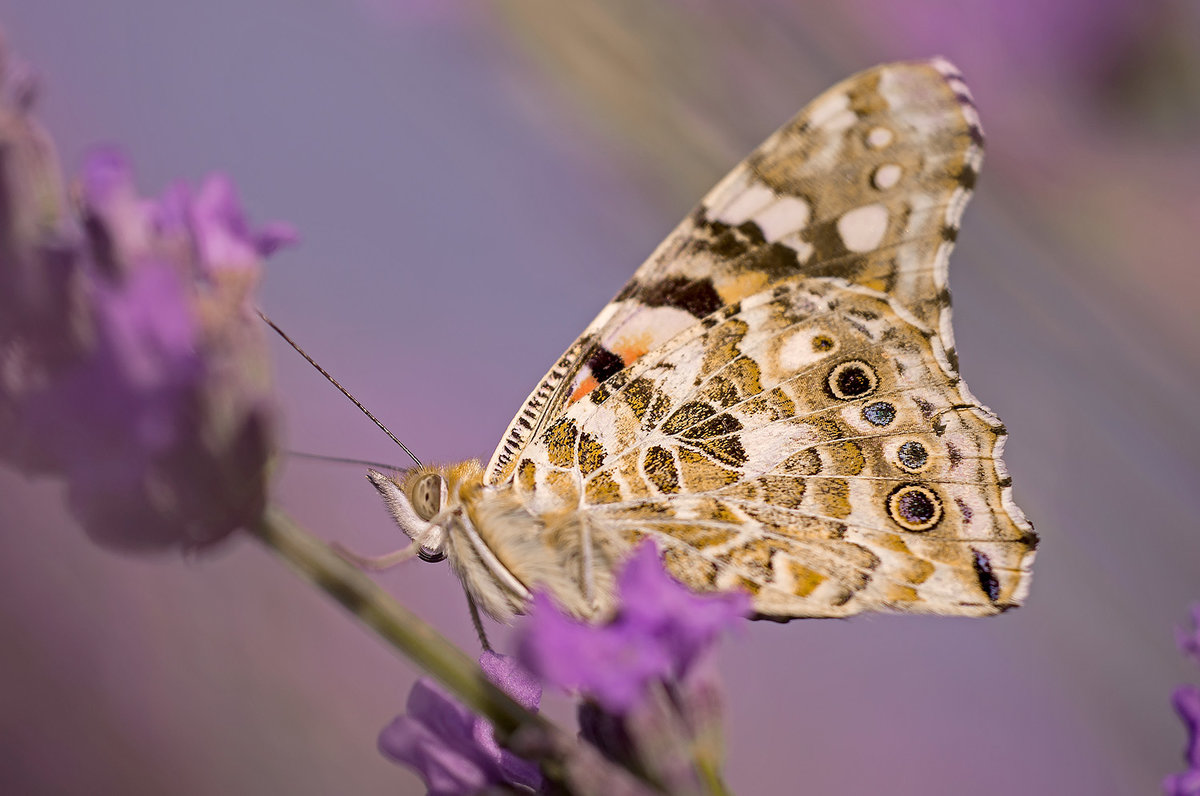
(2, 1), (1199, 793)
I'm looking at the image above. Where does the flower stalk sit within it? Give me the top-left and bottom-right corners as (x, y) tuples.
(251, 510), (740, 794)
(250, 506), (549, 746)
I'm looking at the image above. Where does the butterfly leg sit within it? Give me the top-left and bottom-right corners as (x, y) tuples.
(465, 591), (492, 652)
(330, 541), (420, 571)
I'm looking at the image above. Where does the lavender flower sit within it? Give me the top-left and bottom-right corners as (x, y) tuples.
(379, 651), (543, 795)
(576, 657), (728, 794)
(519, 591), (674, 713)
(1165, 686), (1200, 795)
(1166, 605), (1200, 793)
(518, 542), (749, 713)
(382, 547), (746, 795)
(187, 174), (296, 270)
(518, 543), (746, 793)
(844, 0), (1159, 89)
(0, 36), (292, 550)
(1178, 604), (1200, 669)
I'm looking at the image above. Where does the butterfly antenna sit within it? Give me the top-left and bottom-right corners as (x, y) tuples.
(258, 309), (422, 468)
(285, 450), (408, 472)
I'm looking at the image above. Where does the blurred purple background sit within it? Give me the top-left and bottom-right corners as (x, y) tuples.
(1, 1), (1198, 793)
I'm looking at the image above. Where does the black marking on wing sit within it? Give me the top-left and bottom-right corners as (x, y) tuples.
(587, 346), (625, 384)
(972, 548), (1001, 602)
(630, 274), (725, 318)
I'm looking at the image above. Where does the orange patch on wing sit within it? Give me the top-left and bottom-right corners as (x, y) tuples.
(570, 374), (599, 403)
(568, 332), (653, 404)
(612, 332), (652, 366)
(717, 271), (769, 304)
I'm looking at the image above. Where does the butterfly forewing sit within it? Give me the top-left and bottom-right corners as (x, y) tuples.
(486, 58), (982, 485)
(480, 58), (1035, 619)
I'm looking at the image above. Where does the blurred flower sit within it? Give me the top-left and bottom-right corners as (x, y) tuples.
(1165, 686), (1200, 795)
(1166, 605), (1200, 793)
(577, 657), (728, 795)
(616, 542), (750, 676)
(187, 174), (296, 271)
(379, 651), (543, 795)
(843, 0), (1160, 88)
(517, 544), (745, 791)
(0, 34), (291, 550)
(385, 547), (746, 794)
(842, 0), (1200, 136)
(518, 542), (749, 713)
(1178, 604), (1200, 668)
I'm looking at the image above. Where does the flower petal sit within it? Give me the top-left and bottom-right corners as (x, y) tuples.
(379, 682), (494, 796)
(615, 543), (751, 674)
(381, 655), (542, 794)
(518, 592), (673, 713)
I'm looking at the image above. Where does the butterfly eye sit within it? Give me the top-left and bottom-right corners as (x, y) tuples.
(410, 473), (444, 522)
(417, 546), (446, 564)
(827, 359), (878, 400)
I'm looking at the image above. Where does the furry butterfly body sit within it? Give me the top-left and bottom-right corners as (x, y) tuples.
(370, 59), (1037, 622)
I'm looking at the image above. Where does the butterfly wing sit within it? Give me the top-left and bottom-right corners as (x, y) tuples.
(513, 277), (1035, 617)
(483, 58), (1036, 617)
(486, 58), (983, 486)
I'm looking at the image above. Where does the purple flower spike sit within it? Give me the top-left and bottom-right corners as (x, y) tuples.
(0, 38), (290, 551)
(1165, 685), (1200, 795)
(380, 652), (542, 795)
(1177, 604), (1200, 669)
(188, 174), (297, 272)
(1177, 686), (1200, 768)
(518, 542), (749, 713)
(1167, 602), (1200, 795)
(1164, 769), (1200, 796)
(78, 146), (134, 206)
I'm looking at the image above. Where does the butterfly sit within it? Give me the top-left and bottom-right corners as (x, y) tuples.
(366, 58), (1037, 622)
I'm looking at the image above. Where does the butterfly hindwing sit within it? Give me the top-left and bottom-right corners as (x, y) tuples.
(485, 58), (982, 486)
(508, 276), (1034, 618)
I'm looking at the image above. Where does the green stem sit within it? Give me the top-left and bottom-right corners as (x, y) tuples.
(695, 754), (733, 796)
(249, 506), (546, 744)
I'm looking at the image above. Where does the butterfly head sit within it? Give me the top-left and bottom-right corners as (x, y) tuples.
(366, 466), (450, 563)
(367, 460), (555, 621)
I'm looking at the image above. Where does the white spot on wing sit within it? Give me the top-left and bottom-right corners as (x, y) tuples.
(753, 196), (811, 242)
(778, 329), (831, 371)
(872, 164), (902, 190)
(704, 169), (751, 217)
(714, 181), (776, 226)
(836, 204), (889, 253)
(607, 305), (695, 354)
(807, 91), (850, 129)
(867, 127), (893, 149)
(778, 232), (814, 263)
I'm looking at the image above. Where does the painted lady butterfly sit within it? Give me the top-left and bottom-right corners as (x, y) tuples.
(367, 59), (1037, 621)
